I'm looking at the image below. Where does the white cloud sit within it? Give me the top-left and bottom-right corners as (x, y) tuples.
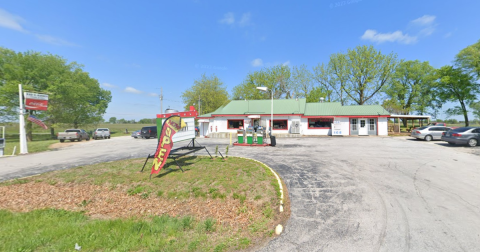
(251, 58), (263, 67)
(410, 15), (437, 36)
(124, 87), (143, 94)
(444, 32), (452, 38)
(361, 29), (417, 44)
(283, 61), (290, 66)
(36, 34), (78, 47)
(0, 8), (27, 32)
(148, 93), (158, 97)
(219, 12), (235, 25)
(239, 12), (252, 27)
(102, 83), (117, 88)
(411, 15), (436, 26)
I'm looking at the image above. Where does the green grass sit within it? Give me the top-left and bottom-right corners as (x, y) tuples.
(0, 156), (286, 251)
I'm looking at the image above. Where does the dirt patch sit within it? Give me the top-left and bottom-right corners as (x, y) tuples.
(0, 181), (289, 231)
(49, 140), (88, 149)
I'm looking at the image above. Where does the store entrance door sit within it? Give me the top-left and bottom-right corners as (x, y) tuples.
(359, 119), (368, 135)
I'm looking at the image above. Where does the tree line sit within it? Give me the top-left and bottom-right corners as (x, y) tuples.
(0, 47), (112, 140)
(182, 40), (480, 126)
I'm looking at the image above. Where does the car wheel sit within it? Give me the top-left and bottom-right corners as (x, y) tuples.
(60, 139), (65, 143)
(78, 137), (82, 142)
(467, 138), (478, 147)
(145, 137), (150, 139)
(424, 135), (433, 141)
(108, 136), (110, 139)
(448, 142), (455, 145)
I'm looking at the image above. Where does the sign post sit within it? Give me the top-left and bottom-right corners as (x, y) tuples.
(18, 84), (28, 154)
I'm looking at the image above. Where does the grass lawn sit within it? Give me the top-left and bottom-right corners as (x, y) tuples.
(0, 156), (289, 251)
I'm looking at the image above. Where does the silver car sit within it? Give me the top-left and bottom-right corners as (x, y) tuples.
(441, 127), (480, 147)
(410, 126), (452, 141)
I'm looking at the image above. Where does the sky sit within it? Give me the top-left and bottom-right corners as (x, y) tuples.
(1, 0), (479, 121)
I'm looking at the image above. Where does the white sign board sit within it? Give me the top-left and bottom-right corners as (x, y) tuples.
(162, 117), (195, 143)
(332, 121), (343, 136)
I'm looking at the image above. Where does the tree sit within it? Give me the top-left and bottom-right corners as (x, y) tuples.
(182, 73), (229, 115)
(232, 65), (292, 100)
(455, 39), (480, 80)
(320, 45), (399, 105)
(306, 86), (330, 103)
(436, 66), (480, 126)
(291, 64), (313, 99)
(383, 60), (437, 125)
(470, 101), (480, 120)
(109, 117), (117, 124)
(0, 47), (112, 138)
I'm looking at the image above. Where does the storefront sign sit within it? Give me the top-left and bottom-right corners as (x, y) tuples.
(24, 92), (49, 111)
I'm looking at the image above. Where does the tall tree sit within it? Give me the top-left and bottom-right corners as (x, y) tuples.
(182, 73), (229, 114)
(291, 64), (313, 99)
(109, 117), (117, 124)
(231, 65), (292, 100)
(327, 45), (399, 105)
(383, 60), (436, 125)
(436, 66), (480, 126)
(455, 39), (480, 80)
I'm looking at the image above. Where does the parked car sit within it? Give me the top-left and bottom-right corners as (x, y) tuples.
(411, 126), (452, 141)
(441, 127), (480, 147)
(57, 129), (90, 142)
(141, 126), (157, 139)
(93, 128), (111, 140)
(131, 130), (141, 138)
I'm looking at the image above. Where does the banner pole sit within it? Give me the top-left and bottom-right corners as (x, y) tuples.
(18, 84), (28, 154)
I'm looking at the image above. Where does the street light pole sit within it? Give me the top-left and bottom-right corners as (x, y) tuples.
(256, 86), (273, 137)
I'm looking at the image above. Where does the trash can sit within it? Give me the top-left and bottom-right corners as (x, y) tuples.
(270, 135), (276, 147)
(257, 126), (264, 144)
(237, 129), (245, 144)
(246, 126), (254, 144)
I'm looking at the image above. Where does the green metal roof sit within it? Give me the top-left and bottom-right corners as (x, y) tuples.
(201, 98), (306, 116)
(198, 99), (389, 117)
(304, 103), (389, 116)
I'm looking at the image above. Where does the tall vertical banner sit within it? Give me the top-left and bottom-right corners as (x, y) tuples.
(151, 116), (186, 174)
(24, 92), (49, 111)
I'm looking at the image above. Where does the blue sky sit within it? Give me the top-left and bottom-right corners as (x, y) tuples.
(1, 0), (479, 121)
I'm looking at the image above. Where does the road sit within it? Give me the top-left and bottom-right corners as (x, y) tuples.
(1, 136), (479, 251)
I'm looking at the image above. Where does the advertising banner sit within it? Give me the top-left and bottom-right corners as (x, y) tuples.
(24, 92), (49, 111)
(151, 116), (186, 174)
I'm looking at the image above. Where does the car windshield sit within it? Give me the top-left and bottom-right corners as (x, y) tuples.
(418, 127), (428, 130)
(452, 127), (473, 132)
(66, 129), (80, 132)
(97, 129), (108, 131)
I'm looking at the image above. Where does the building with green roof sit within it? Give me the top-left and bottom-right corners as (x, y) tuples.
(197, 98), (390, 137)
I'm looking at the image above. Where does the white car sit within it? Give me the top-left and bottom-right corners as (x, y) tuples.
(93, 128), (111, 140)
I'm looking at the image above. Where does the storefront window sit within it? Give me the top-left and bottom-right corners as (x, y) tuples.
(270, 120), (288, 130)
(308, 118), (333, 128)
(227, 119), (244, 129)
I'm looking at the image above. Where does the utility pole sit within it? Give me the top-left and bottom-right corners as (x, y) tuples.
(159, 87), (163, 114)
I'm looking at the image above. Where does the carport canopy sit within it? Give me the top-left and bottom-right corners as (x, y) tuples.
(388, 114), (432, 133)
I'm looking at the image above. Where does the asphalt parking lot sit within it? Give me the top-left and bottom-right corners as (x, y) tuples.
(1, 136), (479, 251)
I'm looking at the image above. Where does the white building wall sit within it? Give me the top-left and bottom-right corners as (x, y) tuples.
(378, 117), (388, 136)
